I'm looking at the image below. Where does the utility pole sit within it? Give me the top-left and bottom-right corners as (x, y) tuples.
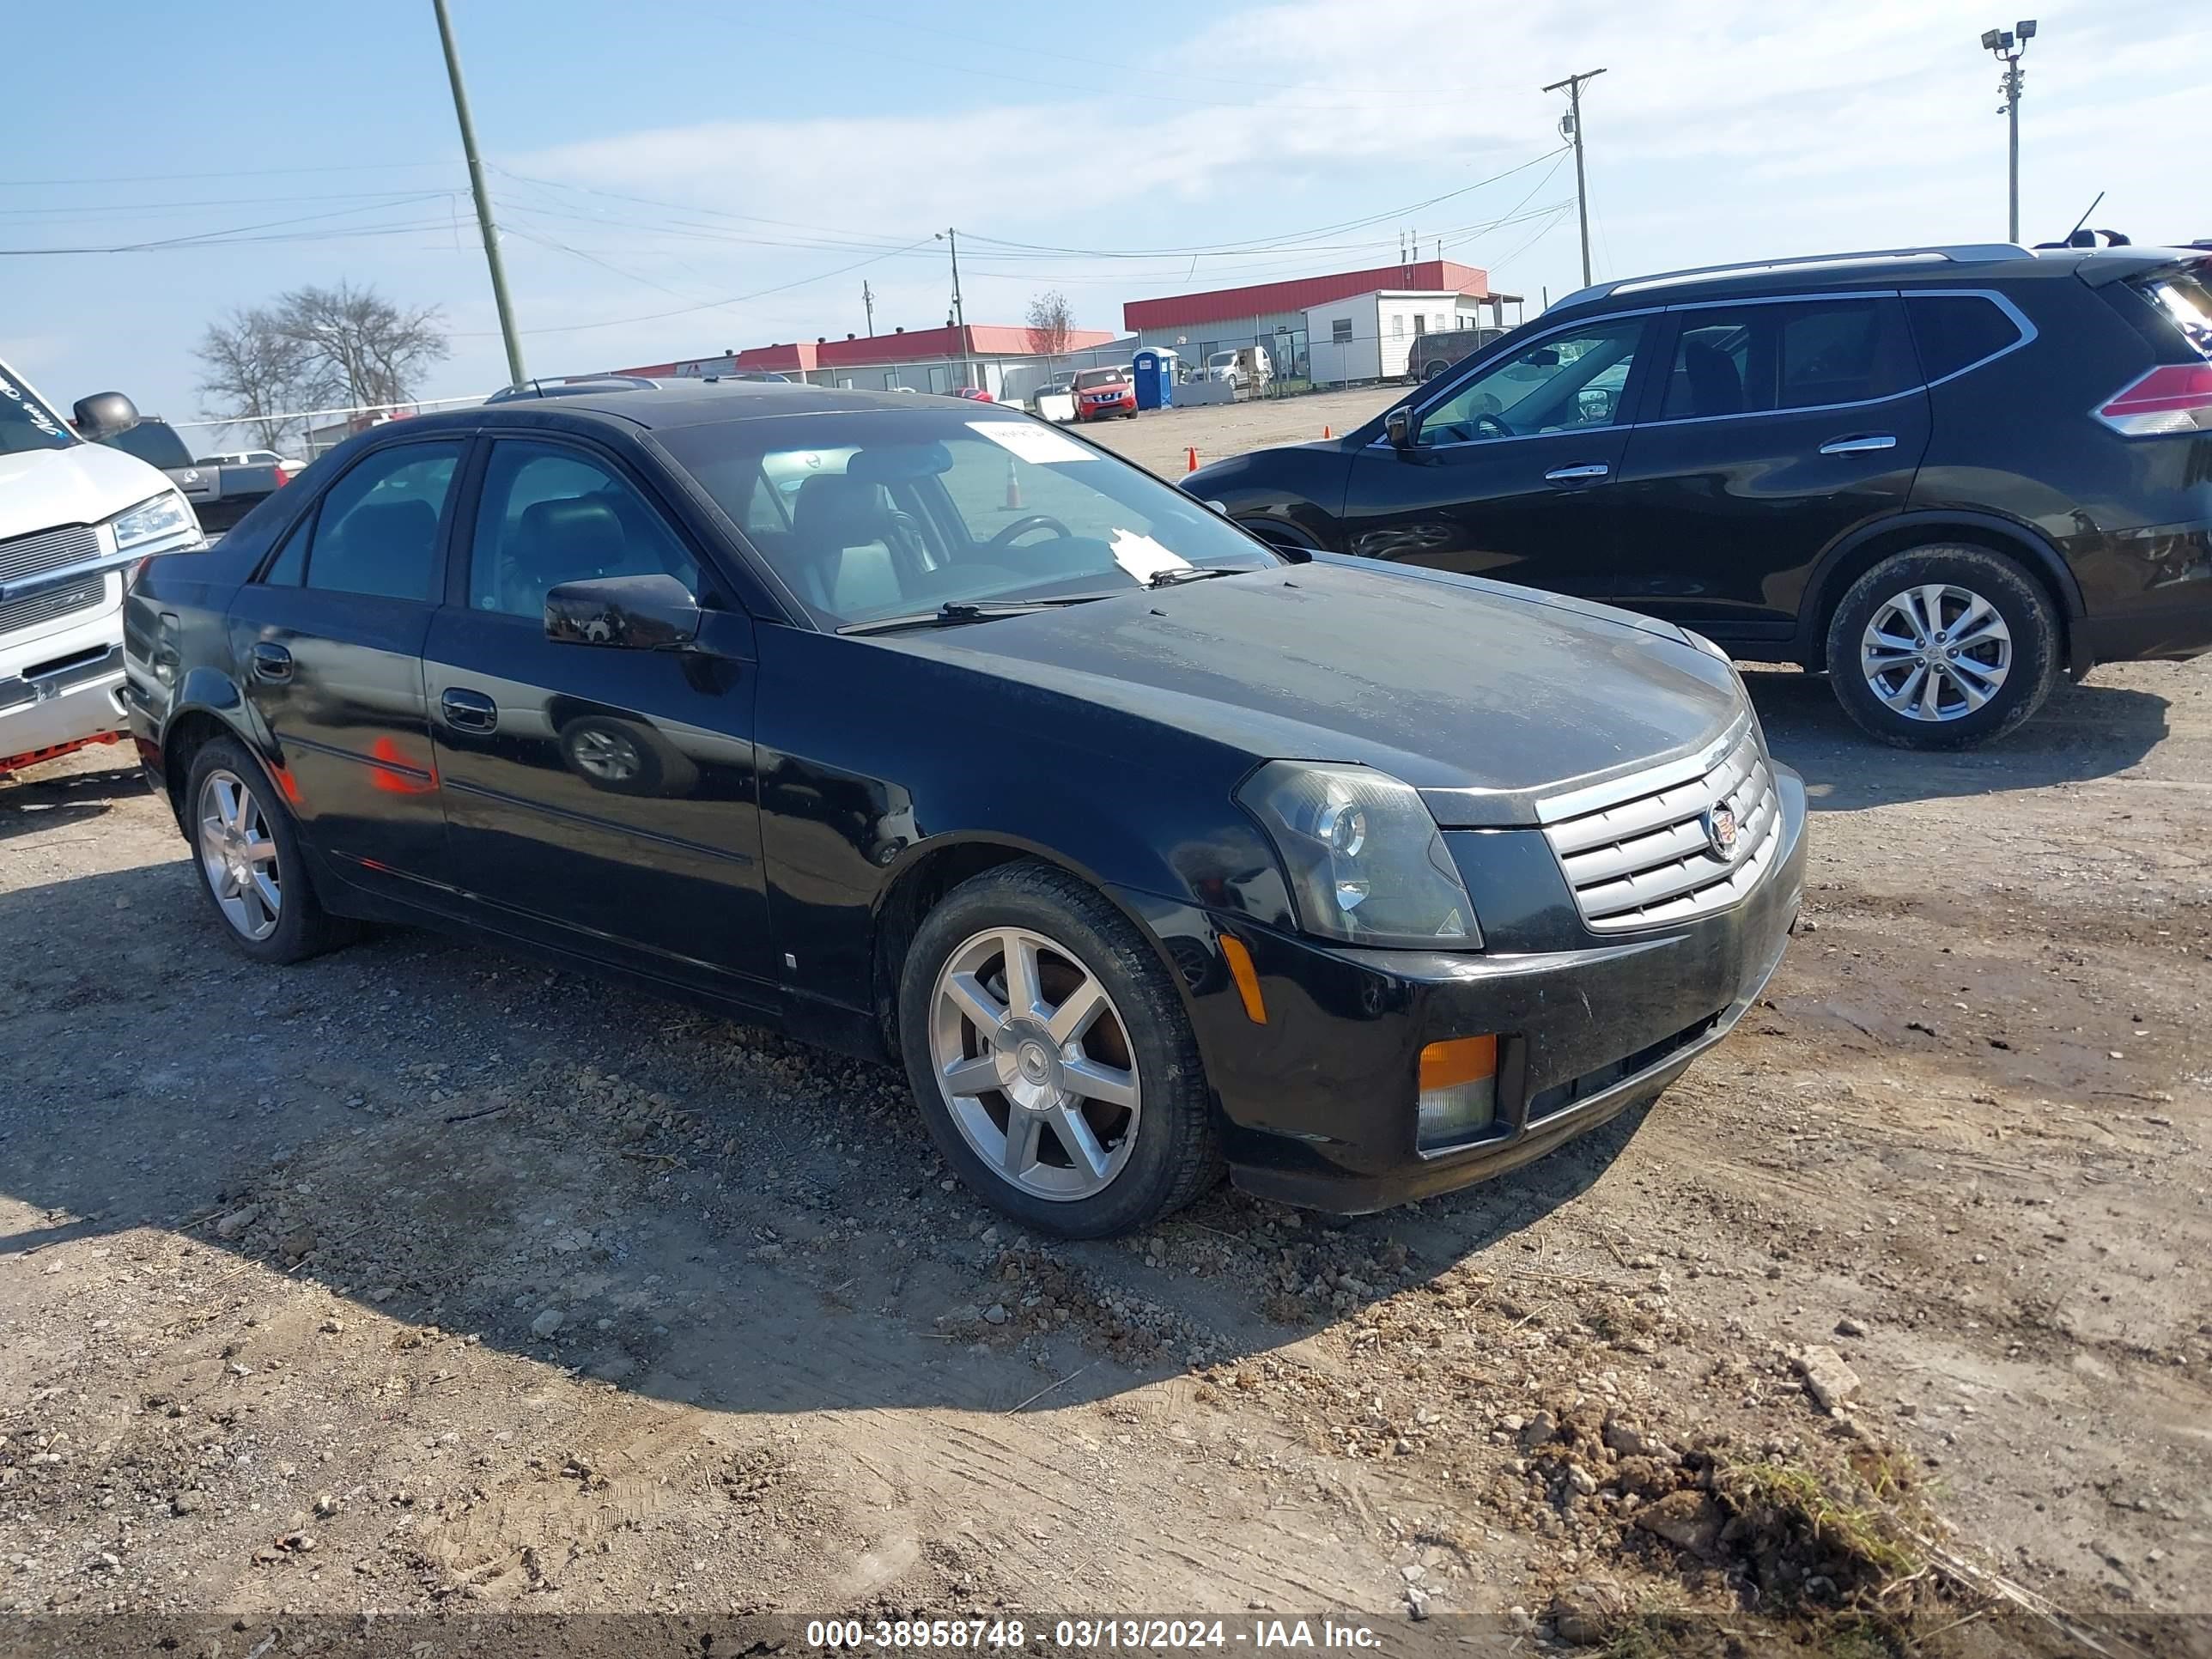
(432, 0), (526, 386)
(1983, 21), (2037, 242)
(1542, 68), (1607, 288)
(863, 279), (876, 337)
(937, 228), (969, 388)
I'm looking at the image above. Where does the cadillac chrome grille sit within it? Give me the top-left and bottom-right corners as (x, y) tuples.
(1538, 713), (1780, 933)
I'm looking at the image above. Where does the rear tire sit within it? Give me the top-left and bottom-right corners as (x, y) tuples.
(185, 736), (354, 963)
(1824, 544), (2060, 750)
(896, 860), (1221, 1238)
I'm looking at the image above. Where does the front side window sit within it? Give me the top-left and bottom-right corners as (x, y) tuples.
(1419, 318), (1646, 443)
(468, 441), (699, 618)
(301, 441), (461, 602)
(660, 409), (1279, 629)
(1660, 298), (1908, 419)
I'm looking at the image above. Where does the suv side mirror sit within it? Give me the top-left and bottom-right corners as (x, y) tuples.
(1383, 407), (1416, 450)
(71, 392), (141, 443)
(545, 574), (700, 649)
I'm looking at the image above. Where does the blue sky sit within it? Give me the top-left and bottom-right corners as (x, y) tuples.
(5, 0), (2203, 444)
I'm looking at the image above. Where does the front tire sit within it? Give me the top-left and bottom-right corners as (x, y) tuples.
(185, 736), (352, 963)
(896, 861), (1220, 1238)
(1824, 544), (2060, 750)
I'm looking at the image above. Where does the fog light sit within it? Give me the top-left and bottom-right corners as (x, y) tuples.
(1418, 1035), (1498, 1149)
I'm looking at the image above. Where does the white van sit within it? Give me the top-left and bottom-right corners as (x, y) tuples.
(1202, 346), (1273, 392)
(1, 363), (202, 777)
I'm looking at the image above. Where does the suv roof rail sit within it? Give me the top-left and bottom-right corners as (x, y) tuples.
(1553, 244), (2033, 309)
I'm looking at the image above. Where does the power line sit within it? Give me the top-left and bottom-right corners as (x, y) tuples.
(0, 159), (457, 188)
(456, 235), (940, 338)
(0, 193), (458, 255)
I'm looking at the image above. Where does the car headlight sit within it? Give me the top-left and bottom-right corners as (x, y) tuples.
(107, 490), (202, 552)
(1237, 762), (1480, 949)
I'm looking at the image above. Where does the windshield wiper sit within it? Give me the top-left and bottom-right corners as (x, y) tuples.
(1146, 566), (1240, 589)
(836, 597), (1103, 636)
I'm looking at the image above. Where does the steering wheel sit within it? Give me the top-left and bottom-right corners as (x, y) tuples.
(988, 514), (1073, 548)
(1469, 411), (1514, 440)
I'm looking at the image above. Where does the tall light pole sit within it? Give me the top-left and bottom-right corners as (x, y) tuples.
(936, 228), (969, 389)
(432, 0), (526, 386)
(1982, 21), (2038, 244)
(1543, 68), (1607, 288)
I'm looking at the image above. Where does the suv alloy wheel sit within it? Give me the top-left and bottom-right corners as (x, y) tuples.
(1825, 545), (2062, 749)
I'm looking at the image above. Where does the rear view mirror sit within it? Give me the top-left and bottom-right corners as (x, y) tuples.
(1528, 348), (1560, 368)
(545, 574), (700, 649)
(1384, 408), (1415, 450)
(71, 392), (141, 443)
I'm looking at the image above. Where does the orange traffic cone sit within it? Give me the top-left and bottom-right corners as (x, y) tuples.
(1004, 457), (1022, 510)
(1186, 447), (1199, 472)
(1322, 425), (1332, 439)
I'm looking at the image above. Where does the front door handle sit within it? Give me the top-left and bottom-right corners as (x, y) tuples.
(1543, 463), (1612, 484)
(1818, 434), (1898, 455)
(440, 687), (498, 733)
(250, 642), (292, 683)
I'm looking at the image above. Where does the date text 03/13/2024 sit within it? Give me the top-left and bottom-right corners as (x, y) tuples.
(802, 1620), (1386, 1650)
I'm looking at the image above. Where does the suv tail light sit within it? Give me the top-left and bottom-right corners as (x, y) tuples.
(2094, 365), (2212, 436)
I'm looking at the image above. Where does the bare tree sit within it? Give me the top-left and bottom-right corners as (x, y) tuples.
(193, 307), (315, 453)
(194, 283), (450, 452)
(1024, 290), (1074, 366)
(273, 281), (449, 411)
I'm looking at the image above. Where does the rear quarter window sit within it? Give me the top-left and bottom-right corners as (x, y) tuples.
(1905, 294), (2027, 382)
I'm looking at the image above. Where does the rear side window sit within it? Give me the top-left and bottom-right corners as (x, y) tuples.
(1660, 298), (1911, 418)
(1906, 294), (2027, 381)
(2129, 267), (2212, 361)
(301, 441), (462, 602)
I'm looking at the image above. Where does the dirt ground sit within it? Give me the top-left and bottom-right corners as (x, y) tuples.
(3, 395), (2208, 1655)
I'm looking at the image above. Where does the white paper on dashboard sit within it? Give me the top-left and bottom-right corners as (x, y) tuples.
(967, 421), (1098, 463)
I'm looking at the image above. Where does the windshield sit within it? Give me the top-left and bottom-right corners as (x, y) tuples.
(1073, 369), (1125, 390)
(0, 365), (76, 456)
(659, 408), (1279, 629)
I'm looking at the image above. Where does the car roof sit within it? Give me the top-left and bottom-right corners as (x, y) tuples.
(368, 381), (989, 440)
(1546, 242), (2197, 314)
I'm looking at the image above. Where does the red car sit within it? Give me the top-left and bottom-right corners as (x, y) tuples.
(950, 386), (994, 403)
(1073, 367), (1137, 421)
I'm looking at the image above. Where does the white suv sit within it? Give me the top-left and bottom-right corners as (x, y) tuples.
(1, 366), (202, 778)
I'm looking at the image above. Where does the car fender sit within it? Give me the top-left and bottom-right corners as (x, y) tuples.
(1803, 507), (2087, 641)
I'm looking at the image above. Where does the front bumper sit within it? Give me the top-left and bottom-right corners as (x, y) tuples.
(1119, 764), (1808, 1213)
(0, 647), (128, 769)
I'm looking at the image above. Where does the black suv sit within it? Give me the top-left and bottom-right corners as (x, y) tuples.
(1189, 244), (2212, 747)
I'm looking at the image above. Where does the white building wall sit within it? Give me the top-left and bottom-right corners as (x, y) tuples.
(1304, 297), (1382, 386)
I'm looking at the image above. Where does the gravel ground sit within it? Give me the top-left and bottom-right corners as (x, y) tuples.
(2, 398), (2208, 1652)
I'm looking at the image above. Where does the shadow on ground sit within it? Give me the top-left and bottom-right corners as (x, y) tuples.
(1743, 667), (2171, 811)
(0, 757), (147, 842)
(0, 856), (1648, 1422)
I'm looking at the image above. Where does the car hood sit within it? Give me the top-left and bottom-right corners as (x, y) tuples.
(884, 561), (1745, 827)
(0, 440), (175, 541)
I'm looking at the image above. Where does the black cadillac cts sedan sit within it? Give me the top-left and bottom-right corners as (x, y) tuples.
(122, 385), (1806, 1237)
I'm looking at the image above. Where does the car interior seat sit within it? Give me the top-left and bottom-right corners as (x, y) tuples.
(507, 497), (624, 616)
(1680, 342), (1747, 417)
(791, 474), (908, 616)
(322, 499), (439, 599)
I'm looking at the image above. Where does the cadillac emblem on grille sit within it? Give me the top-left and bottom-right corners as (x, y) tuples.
(1702, 804), (1740, 860)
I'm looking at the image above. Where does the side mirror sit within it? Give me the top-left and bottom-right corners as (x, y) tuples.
(544, 574), (699, 650)
(1383, 408), (1416, 450)
(71, 392), (141, 443)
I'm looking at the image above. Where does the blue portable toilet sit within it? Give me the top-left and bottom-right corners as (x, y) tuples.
(1131, 349), (1172, 410)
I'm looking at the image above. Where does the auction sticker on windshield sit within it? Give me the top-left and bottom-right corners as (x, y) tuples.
(967, 420), (1097, 464)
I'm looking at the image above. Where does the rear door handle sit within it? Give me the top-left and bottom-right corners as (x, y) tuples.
(249, 642), (292, 683)
(1818, 434), (1898, 455)
(1543, 463), (1612, 483)
(440, 687), (498, 733)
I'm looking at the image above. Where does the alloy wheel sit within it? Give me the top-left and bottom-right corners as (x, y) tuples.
(927, 927), (1142, 1201)
(196, 769), (283, 941)
(1859, 582), (2013, 722)
(570, 726), (641, 783)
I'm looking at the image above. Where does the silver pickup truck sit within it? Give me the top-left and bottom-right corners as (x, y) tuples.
(95, 416), (289, 535)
